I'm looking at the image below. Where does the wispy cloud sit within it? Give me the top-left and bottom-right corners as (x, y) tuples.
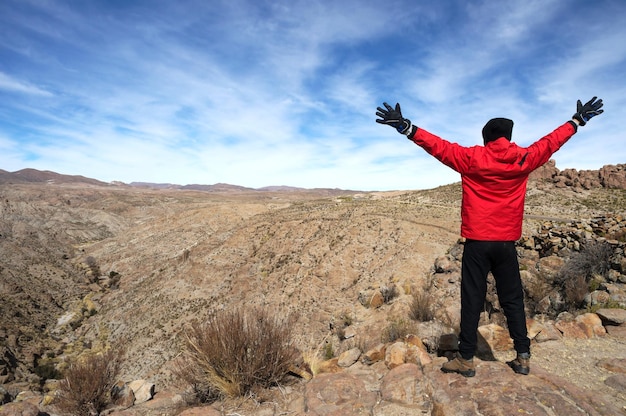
(0, 0), (624, 190)
(0, 72), (53, 96)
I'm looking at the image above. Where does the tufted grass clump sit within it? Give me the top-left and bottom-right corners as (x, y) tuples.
(408, 288), (435, 322)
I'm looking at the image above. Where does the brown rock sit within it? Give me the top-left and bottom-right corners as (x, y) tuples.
(596, 308), (626, 325)
(555, 313), (606, 339)
(316, 358), (342, 375)
(526, 318), (541, 339)
(369, 291), (384, 309)
(604, 374), (626, 391)
(606, 324), (626, 338)
(385, 341), (407, 369)
(111, 381), (136, 408)
(0, 401), (40, 416)
(596, 357), (626, 374)
(380, 363), (430, 411)
(337, 347), (361, 368)
(534, 321), (562, 342)
(177, 407), (222, 416)
(404, 334), (426, 350)
(361, 343), (386, 365)
(437, 333), (458, 352)
(304, 372), (378, 415)
(577, 313), (607, 337)
(477, 323), (513, 353)
(128, 380), (155, 404)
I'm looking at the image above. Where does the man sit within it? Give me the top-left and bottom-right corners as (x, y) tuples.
(376, 97), (604, 377)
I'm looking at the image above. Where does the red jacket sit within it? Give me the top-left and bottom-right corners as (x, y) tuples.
(409, 122), (577, 241)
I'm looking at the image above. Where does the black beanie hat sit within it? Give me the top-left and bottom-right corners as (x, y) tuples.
(482, 118), (514, 145)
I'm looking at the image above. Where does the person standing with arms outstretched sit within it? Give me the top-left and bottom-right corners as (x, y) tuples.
(376, 97), (604, 377)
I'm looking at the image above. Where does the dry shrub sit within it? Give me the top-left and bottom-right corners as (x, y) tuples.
(380, 284), (399, 304)
(408, 288), (434, 322)
(56, 348), (123, 416)
(523, 270), (554, 314)
(176, 307), (298, 402)
(381, 318), (414, 343)
(563, 274), (588, 310)
(557, 240), (613, 312)
(560, 240), (612, 280)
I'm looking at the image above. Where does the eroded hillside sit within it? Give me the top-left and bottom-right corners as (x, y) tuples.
(2, 178), (626, 388)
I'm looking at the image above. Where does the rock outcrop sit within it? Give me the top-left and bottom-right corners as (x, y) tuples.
(531, 159), (626, 190)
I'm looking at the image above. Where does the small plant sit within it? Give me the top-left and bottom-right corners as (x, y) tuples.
(85, 256), (101, 280)
(560, 240), (612, 281)
(176, 307), (297, 402)
(339, 311), (353, 327)
(563, 274), (588, 311)
(381, 318), (413, 343)
(380, 284), (399, 304)
(408, 288), (434, 322)
(56, 348), (123, 416)
(556, 240), (614, 312)
(322, 342), (334, 360)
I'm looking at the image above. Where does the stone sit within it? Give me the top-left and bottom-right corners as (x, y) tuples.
(316, 358), (341, 374)
(127, 380), (155, 404)
(576, 313), (607, 337)
(596, 308), (626, 325)
(534, 322), (562, 342)
(596, 358), (626, 374)
(554, 313), (606, 339)
(177, 407), (222, 416)
(477, 323), (513, 353)
(369, 291), (384, 309)
(337, 347), (361, 368)
(379, 363), (429, 411)
(606, 324), (626, 338)
(385, 341), (407, 369)
(434, 256), (455, 273)
(362, 344), (386, 365)
(0, 401), (40, 416)
(304, 372), (378, 415)
(438, 333), (458, 352)
(111, 381), (136, 408)
(604, 374), (626, 391)
(404, 334), (426, 350)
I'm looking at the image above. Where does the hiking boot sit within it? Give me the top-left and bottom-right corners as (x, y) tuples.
(441, 353), (476, 377)
(507, 352), (530, 375)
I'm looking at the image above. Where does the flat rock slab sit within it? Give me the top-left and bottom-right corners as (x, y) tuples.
(425, 357), (622, 416)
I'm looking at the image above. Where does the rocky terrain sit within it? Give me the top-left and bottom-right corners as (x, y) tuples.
(1, 164), (626, 415)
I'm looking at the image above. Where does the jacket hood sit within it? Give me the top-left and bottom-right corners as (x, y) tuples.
(482, 118), (513, 145)
(485, 137), (522, 164)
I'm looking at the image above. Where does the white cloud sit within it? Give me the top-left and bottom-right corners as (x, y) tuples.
(0, 0), (624, 190)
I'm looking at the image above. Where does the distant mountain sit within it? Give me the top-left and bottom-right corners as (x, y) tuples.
(0, 168), (109, 186)
(129, 182), (257, 192)
(0, 169), (359, 194)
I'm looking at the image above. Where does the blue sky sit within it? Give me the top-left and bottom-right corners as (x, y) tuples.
(1, 0), (625, 191)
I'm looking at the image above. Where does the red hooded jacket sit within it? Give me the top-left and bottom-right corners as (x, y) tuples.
(409, 122), (577, 241)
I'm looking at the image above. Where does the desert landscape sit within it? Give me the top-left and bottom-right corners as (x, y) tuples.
(1, 165), (626, 415)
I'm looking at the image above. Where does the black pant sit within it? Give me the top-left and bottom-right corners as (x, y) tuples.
(458, 240), (530, 359)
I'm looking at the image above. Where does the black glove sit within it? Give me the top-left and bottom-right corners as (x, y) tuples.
(376, 102), (413, 136)
(572, 96), (604, 126)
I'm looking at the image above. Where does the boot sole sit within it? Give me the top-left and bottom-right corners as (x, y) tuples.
(507, 362), (530, 375)
(441, 367), (476, 377)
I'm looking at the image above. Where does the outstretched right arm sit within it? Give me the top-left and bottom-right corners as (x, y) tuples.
(524, 97), (604, 172)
